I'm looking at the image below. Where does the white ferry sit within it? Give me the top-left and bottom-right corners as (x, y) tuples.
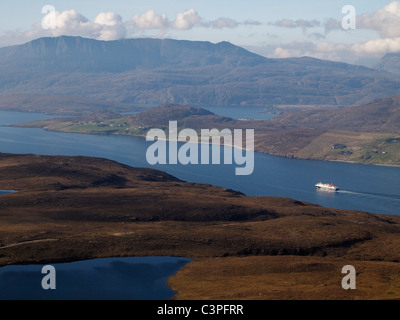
(315, 182), (339, 191)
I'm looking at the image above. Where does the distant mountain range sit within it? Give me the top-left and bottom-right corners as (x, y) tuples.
(376, 53), (400, 75)
(269, 95), (400, 133)
(1, 36), (400, 107)
(0, 94), (146, 115)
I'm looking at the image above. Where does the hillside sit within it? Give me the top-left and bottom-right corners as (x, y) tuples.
(268, 95), (400, 133)
(12, 105), (249, 135)
(1, 36), (400, 106)
(375, 52), (400, 75)
(0, 36), (264, 72)
(257, 96), (400, 165)
(0, 153), (400, 299)
(0, 94), (146, 115)
(14, 100), (400, 166)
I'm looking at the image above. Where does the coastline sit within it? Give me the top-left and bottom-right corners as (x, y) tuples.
(328, 159), (400, 168)
(0, 255), (193, 300)
(0, 152), (399, 300)
(9, 122), (400, 168)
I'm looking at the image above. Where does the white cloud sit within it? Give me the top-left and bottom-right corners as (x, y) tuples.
(2, 2), (400, 67)
(269, 19), (320, 29)
(172, 8), (202, 30)
(95, 12), (121, 27)
(351, 37), (400, 56)
(259, 1), (400, 64)
(210, 18), (239, 29)
(271, 41), (349, 62)
(358, 1), (400, 38)
(248, 40), (372, 66)
(0, 8), (258, 47)
(25, 9), (127, 41)
(321, 1), (400, 37)
(169, 8), (262, 31)
(131, 10), (169, 30)
(345, 1), (400, 58)
(52, 10), (99, 37)
(169, 8), (252, 30)
(94, 12), (127, 40)
(324, 18), (342, 34)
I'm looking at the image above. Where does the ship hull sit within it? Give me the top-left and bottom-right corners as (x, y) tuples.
(315, 186), (339, 191)
(315, 183), (339, 191)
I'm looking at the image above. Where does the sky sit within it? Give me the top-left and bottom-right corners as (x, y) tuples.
(0, 1), (398, 66)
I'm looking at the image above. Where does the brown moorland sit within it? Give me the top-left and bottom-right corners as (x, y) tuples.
(0, 153), (399, 299)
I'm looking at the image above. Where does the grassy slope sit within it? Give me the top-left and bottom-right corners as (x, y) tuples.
(0, 153), (400, 299)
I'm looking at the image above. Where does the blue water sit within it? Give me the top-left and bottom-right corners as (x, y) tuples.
(0, 109), (400, 300)
(0, 257), (191, 300)
(0, 110), (399, 216)
(0, 190), (13, 195)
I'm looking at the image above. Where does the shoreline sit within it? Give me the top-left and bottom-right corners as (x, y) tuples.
(8, 122), (400, 168)
(0, 255), (193, 300)
(0, 152), (399, 300)
(328, 159), (400, 168)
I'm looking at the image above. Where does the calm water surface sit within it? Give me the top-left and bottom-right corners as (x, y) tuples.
(0, 190), (13, 195)
(0, 257), (191, 300)
(1, 109), (400, 299)
(0, 110), (399, 216)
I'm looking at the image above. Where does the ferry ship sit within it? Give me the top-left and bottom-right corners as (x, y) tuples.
(315, 182), (339, 191)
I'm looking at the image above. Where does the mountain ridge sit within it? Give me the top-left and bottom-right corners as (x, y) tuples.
(269, 95), (400, 133)
(1, 36), (400, 106)
(375, 52), (400, 75)
(0, 36), (266, 73)
(0, 94), (146, 115)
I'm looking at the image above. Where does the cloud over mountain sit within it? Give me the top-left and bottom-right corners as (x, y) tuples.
(265, 1), (400, 65)
(2, 2), (400, 67)
(172, 8), (202, 30)
(130, 10), (169, 30)
(0, 7), (258, 47)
